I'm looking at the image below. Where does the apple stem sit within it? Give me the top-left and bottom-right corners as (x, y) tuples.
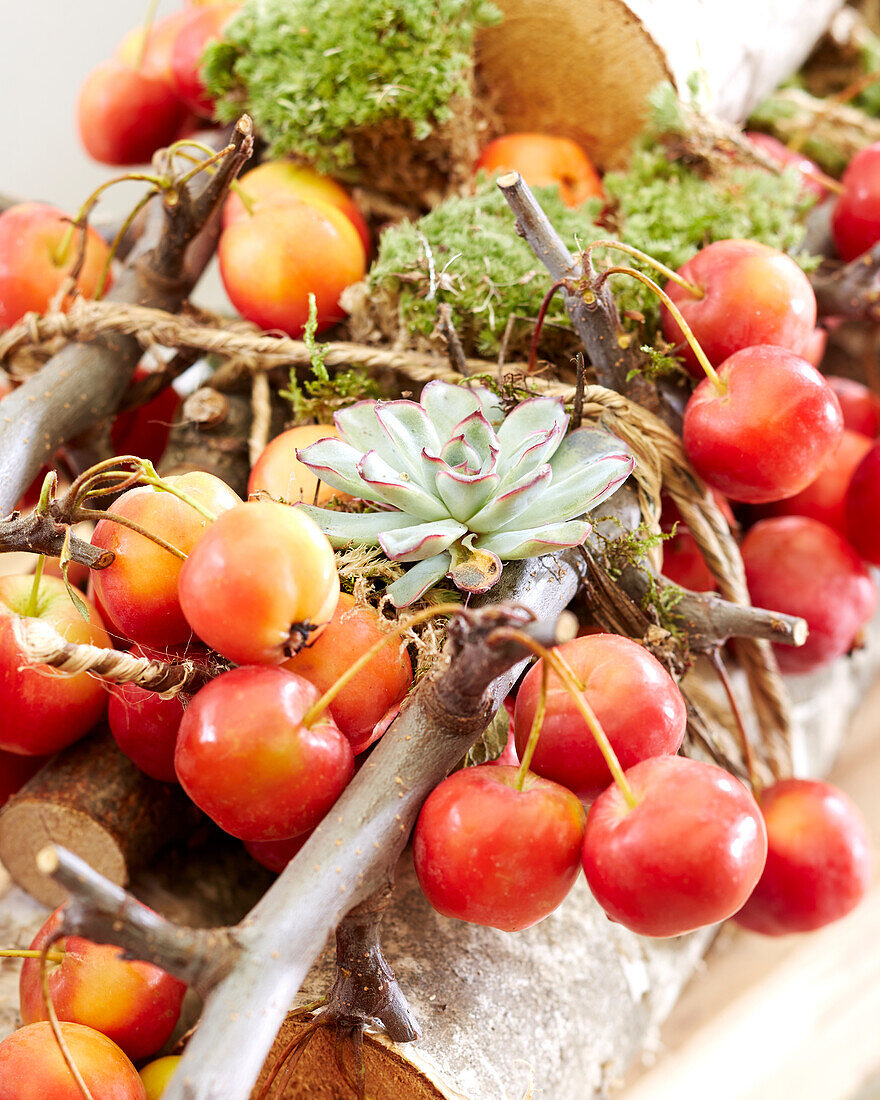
(135, 0), (161, 71)
(40, 940), (95, 1100)
(164, 143), (257, 215)
(173, 141), (237, 191)
(94, 190), (155, 301)
(708, 648), (763, 794)
(498, 630), (638, 809)
(527, 279), (571, 373)
(514, 661), (548, 790)
(595, 265), (727, 396)
(136, 461), (218, 523)
(584, 240), (705, 299)
(300, 602), (463, 729)
(0, 948), (65, 962)
(24, 556), (45, 619)
(76, 508), (188, 561)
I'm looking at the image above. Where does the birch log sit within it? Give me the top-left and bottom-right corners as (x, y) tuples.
(476, 0), (845, 169)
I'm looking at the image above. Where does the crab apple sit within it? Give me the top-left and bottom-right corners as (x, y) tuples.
(513, 634), (686, 802)
(763, 428), (873, 535)
(660, 240), (817, 376)
(222, 160), (370, 255)
(659, 492), (734, 592)
(742, 516), (876, 674)
(0, 1022), (145, 1099)
(0, 575), (111, 756)
(178, 500), (339, 664)
(218, 198), (366, 338)
(244, 831), (312, 873)
(283, 593), (413, 753)
(111, 367), (181, 466)
(474, 133), (603, 206)
(846, 441), (880, 564)
(683, 346), (843, 504)
(743, 132), (830, 201)
(734, 779), (871, 936)
(583, 756), (767, 938)
(115, 10), (194, 83)
(0, 203), (113, 327)
(248, 424), (347, 505)
(831, 142), (880, 260)
(801, 326), (828, 368)
(77, 59), (188, 166)
(140, 1056), (181, 1100)
(170, 4), (240, 117)
(0, 750), (46, 805)
(108, 643), (212, 783)
(175, 665), (353, 841)
(413, 765), (586, 932)
(20, 907), (186, 1062)
(90, 471), (241, 648)
(826, 376), (880, 437)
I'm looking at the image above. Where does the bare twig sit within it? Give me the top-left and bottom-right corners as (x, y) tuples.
(0, 509), (112, 568)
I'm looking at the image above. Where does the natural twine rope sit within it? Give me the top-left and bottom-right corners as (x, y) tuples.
(13, 618), (211, 698)
(2, 299), (792, 773)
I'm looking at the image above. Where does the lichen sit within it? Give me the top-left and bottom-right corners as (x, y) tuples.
(203, 0), (501, 172)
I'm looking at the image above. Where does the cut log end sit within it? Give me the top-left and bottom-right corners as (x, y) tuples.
(0, 801), (127, 908)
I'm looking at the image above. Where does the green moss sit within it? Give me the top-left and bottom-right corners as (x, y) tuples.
(203, 0), (500, 171)
(367, 182), (602, 356)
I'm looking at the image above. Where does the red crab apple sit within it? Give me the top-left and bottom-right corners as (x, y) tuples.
(175, 665), (354, 841)
(218, 197), (366, 337)
(583, 755), (768, 937)
(108, 643), (212, 782)
(178, 500), (339, 664)
(91, 471), (241, 648)
(741, 516), (876, 673)
(77, 59), (187, 166)
(832, 141), (880, 260)
(0, 750), (46, 805)
(661, 239), (817, 376)
(743, 132), (830, 201)
(244, 831), (312, 873)
(683, 345), (843, 504)
(248, 423), (347, 505)
(0, 1021), (146, 1100)
(659, 491), (735, 592)
(20, 908), (186, 1062)
(170, 3), (241, 116)
(0, 575), (111, 755)
(222, 160), (371, 254)
(474, 133), (603, 206)
(826, 376), (880, 437)
(734, 778), (872, 935)
(0, 203), (113, 327)
(513, 633), (686, 802)
(283, 593), (413, 753)
(115, 10), (194, 84)
(413, 764), (586, 931)
(846, 441), (880, 564)
(763, 428), (873, 535)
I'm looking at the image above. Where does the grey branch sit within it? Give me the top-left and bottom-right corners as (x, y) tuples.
(0, 508), (113, 568)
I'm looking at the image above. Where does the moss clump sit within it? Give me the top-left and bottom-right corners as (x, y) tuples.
(203, 0), (500, 173)
(362, 182), (601, 358)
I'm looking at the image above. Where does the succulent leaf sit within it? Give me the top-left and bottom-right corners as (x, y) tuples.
(386, 553), (454, 607)
(435, 468), (500, 522)
(379, 520), (468, 562)
(356, 451), (449, 520)
(467, 464), (552, 533)
(294, 437), (387, 500)
(475, 519), (593, 559)
(295, 505), (413, 547)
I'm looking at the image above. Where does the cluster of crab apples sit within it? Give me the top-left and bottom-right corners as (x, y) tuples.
(3, 33), (880, 1092)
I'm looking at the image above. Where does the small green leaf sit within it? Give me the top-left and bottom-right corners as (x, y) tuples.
(60, 529), (90, 622)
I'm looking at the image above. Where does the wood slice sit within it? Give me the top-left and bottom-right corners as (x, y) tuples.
(0, 728), (198, 908)
(476, 0), (845, 168)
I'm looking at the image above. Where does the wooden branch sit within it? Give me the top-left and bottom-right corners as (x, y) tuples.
(0, 117), (253, 516)
(12, 617), (218, 696)
(0, 508), (112, 568)
(38, 844), (239, 1000)
(810, 244), (880, 322)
